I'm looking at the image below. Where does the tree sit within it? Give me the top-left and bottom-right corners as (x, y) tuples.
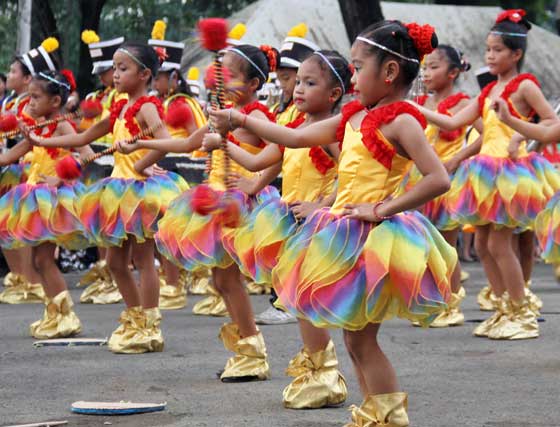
(338, 0), (384, 42)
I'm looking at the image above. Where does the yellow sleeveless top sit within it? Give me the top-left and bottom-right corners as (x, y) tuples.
(208, 143), (262, 191)
(331, 123), (409, 213)
(274, 102), (299, 126)
(111, 117), (151, 180)
(480, 98), (529, 158)
(27, 146), (72, 185)
(282, 147), (336, 203)
(425, 123), (466, 162)
(163, 94), (207, 139)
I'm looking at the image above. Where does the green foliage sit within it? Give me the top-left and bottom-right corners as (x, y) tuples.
(0, 1), (18, 72)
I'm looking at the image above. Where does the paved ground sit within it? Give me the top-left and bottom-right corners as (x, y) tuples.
(1, 262), (559, 427)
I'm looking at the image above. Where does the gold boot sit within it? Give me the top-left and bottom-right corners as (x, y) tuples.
(477, 285), (496, 311)
(283, 340), (347, 409)
(245, 279), (267, 295)
(29, 290), (81, 339)
(188, 268), (212, 295)
(488, 297), (539, 340)
(192, 285), (228, 316)
(460, 270), (470, 283)
(0, 274), (45, 304)
(108, 307), (164, 354)
(524, 280), (542, 314)
(77, 260), (110, 287)
(554, 264), (560, 281)
(345, 393), (409, 427)
(219, 323), (270, 382)
(158, 275), (187, 310)
(80, 279), (122, 304)
(285, 349), (309, 378)
(430, 287), (466, 328)
(473, 293), (509, 337)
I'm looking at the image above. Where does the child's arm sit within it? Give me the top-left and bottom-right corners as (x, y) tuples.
(201, 132), (283, 172)
(26, 118), (111, 148)
(118, 125), (209, 154)
(209, 108), (340, 148)
(343, 114), (450, 221)
(494, 98), (560, 143)
(229, 163), (283, 196)
(413, 98), (479, 131)
(0, 140), (31, 166)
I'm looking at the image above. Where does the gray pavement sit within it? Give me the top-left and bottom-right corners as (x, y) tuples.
(1, 262), (559, 427)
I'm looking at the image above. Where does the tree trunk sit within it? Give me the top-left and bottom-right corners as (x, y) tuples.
(78, 0), (106, 98)
(338, 0), (384, 43)
(16, 0), (32, 55)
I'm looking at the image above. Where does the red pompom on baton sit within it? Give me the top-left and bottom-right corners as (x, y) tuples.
(80, 99), (104, 119)
(190, 184), (220, 215)
(55, 155), (82, 180)
(198, 18), (229, 52)
(0, 114), (18, 132)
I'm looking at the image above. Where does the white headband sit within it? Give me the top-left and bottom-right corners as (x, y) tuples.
(38, 71), (71, 91)
(356, 36), (419, 64)
(118, 48), (148, 70)
(228, 47), (267, 81)
(489, 31), (527, 38)
(313, 51), (345, 95)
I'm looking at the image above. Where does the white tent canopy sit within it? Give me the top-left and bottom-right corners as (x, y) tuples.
(182, 1), (560, 99)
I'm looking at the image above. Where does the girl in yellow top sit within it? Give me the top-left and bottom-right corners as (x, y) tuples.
(414, 9), (560, 340)
(210, 21), (456, 426)
(119, 44), (278, 382)
(203, 50), (349, 409)
(403, 45), (473, 328)
(28, 42), (187, 354)
(1, 70), (93, 338)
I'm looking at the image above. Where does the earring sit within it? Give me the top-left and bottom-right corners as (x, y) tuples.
(329, 96), (335, 102)
(385, 78), (391, 85)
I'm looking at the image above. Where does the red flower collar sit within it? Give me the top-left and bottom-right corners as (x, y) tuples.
(108, 96), (164, 135)
(436, 92), (470, 141)
(360, 102), (426, 170)
(478, 73), (539, 119)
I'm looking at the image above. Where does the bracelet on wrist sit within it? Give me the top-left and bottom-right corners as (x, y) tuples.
(373, 201), (391, 221)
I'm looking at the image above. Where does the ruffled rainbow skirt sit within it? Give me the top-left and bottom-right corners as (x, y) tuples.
(79, 172), (188, 247)
(271, 208), (457, 330)
(447, 153), (560, 229)
(0, 182), (87, 250)
(535, 192), (560, 263)
(155, 185), (278, 272)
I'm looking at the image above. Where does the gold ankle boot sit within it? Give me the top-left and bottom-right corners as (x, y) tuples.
(0, 274), (45, 304)
(245, 279), (267, 295)
(188, 268), (212, 295)
(78, 260), (110, 287)
(158, 275), (187, 310)
(488, 297), (539, 340)
(30, 290), (81, 339)
(477, 285), (496, 311)
(473, 293), (509, 337)
(345, 393), (409, 427)
(192, 285), (228, 316)
(460, 270), (470, 283)
(524, 280), (542, 314)
(219, 323), (270, 382)
(80, 279), (122, 304)
(283, 340), (347, 409)
(108, 306), (164, 354)
(554, 264), (560, 281)
(430, 287), (466, 328)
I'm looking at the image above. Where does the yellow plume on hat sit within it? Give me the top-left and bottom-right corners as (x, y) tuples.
(228, 23), (246, 41)
(287, 23), (307, 38)
(152, 19), (166, 40)
(41, 37), (59, 53)
(187, 67), (200, 81)
(81, 30), (100, 45)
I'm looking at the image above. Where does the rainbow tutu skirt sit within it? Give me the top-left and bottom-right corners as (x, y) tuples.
(79, 172), (188, 247)
(271, 208), (457, 330)
(0, 181), (88, 250)
(447, 153), (560, 229)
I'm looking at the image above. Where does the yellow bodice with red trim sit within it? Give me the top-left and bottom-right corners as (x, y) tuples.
(275, 102), (299, 126)
(27, 146), (72, 184)
(208, 143), (262, 191)
(331, 123), (409, 213)
(164, 94), (207, 139)
(111, 117), (151, 180)
(282, 147), (336, 203)
(425, 123), (466, 161)
(480, 98), (529, 158)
